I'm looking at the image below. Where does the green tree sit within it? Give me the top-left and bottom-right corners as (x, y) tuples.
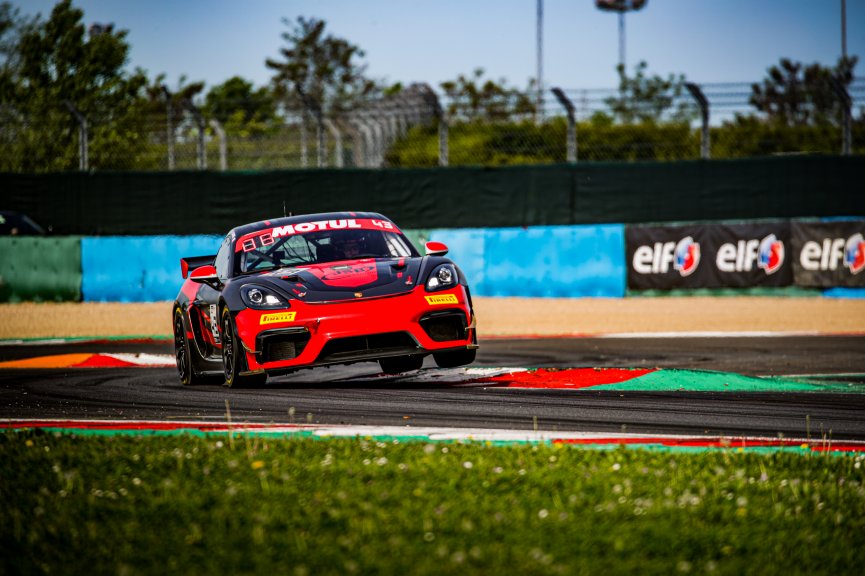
(143, 73), (205, 143)
(604, 61), (691, 124)
(439, 68), (535, 121)
(1, 0), (150, 171)
(265, 16), (377, 112)
(0, 2), (39, 99)
(145, 74), (205, 111)
(749, 56), (858, 126)
(203, 76), (276, 136)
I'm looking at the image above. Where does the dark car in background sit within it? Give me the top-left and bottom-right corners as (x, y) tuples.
(0, 211), (46, 235)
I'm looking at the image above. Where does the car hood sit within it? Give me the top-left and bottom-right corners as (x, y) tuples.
(263, 257), (422, 303)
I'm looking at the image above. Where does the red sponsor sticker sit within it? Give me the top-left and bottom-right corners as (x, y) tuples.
(307, 262), (379, 288)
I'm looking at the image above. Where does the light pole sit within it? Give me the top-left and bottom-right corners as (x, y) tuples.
(595, 0), (647, 70)
(536, 0), (544, 123)
(841, 0), (847, 60)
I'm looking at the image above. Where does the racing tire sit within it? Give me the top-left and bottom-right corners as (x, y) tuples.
(221, 308), (267, 388)
(433, 348), (476, 368)
(379, 355), (424, 375)
(174, 308), (220, 386)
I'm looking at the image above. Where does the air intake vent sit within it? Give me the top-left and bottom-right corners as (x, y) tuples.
(419, 311), (467, 342)
(259, 330), (311, 363)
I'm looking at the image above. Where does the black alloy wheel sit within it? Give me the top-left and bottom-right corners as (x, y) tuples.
(173, 308), (218, 385)
(174, 310), (192, 385)
(221, 308), (267, 388)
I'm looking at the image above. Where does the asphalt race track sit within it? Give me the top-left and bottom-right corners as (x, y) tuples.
(1, 336), (864, 440)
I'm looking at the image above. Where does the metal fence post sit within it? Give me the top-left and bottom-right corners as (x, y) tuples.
(347, 120), (364, 167)
(324, 119), (343, 168)
(394, 109), (405, 139)
(317, 119), (325, 168)
(829, 77), (852, 156)
(551, 88), (577, 163)
(183, 99), (207, 169)
(198, 117), (206, 170)
(685, 83), (710, 160)
(388, 112), (399, 152)
(300, 116), (308, 168)
(295, 86), (325, 167)
(438, 117), (449, 167)
(209, 119), (227, 171)
(162, 86), (175, 170)
(370, 116), (384, 166)
(63, 100), (88, 170)
(349, 118), (374, 167)
(433, 100), (448, 167)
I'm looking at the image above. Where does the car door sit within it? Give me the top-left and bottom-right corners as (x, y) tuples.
(190, 237), (230, 358)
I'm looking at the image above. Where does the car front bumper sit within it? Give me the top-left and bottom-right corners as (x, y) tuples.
(233, 286), (476, 374)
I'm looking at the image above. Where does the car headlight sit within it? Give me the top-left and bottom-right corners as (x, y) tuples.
(241, 285), (289, 309)
(426, 264), (457, 292)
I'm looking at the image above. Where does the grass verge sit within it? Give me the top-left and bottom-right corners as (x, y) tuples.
(2, 431), (864, 575)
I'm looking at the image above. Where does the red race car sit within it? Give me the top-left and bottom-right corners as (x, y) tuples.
(173, 212), (477, 386)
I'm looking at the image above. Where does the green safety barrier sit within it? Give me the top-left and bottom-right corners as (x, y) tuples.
(0, 236), (81, 302)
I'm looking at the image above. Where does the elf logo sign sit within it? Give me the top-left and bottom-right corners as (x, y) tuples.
(799, 234), (865, 275)
(632, 237), (701, 277)
(716, 234), (785, 275)
(847, 234), (865, 274)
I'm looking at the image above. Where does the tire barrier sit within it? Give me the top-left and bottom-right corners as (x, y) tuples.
(0, 236), (81, 302)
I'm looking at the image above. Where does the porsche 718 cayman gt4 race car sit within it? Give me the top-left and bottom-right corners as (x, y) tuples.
(173, 212), (478, 386)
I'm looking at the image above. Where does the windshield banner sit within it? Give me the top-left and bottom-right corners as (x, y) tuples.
(234, 218), (400, 252)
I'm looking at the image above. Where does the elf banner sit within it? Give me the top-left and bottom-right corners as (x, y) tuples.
(791, 220), (865, 287)
(627, 222), (793, 290)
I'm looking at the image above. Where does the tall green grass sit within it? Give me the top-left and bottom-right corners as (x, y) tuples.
(2, 431), (864, 575)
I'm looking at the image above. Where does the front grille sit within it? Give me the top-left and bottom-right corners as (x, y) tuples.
(419, 311), (467, 342)
(318, 332), (418, 362)
(267, 340), (300, 361)
(259, 330), (311, 363)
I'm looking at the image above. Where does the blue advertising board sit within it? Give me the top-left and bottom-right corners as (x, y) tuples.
(430, 225), (626, 298)
(81, 236), (222, 302)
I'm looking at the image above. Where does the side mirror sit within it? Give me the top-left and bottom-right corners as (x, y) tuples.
(425, 241), (449, 256)
(189, 265), (221, 289)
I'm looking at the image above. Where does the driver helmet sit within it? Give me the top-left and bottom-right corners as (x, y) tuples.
(332, 231), (366, 259)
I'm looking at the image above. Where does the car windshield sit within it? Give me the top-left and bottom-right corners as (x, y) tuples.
(239, 229), (416, 273)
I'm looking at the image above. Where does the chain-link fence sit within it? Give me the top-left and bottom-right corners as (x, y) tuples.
(2, 79), (863, 172)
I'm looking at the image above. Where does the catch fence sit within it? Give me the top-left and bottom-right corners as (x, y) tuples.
(1, 79), (863, 172)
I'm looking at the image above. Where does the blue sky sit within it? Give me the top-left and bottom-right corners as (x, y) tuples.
(15, 0), (865, 92)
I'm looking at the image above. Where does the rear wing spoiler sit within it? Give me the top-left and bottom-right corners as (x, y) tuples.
(180, 255), (216, 279)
